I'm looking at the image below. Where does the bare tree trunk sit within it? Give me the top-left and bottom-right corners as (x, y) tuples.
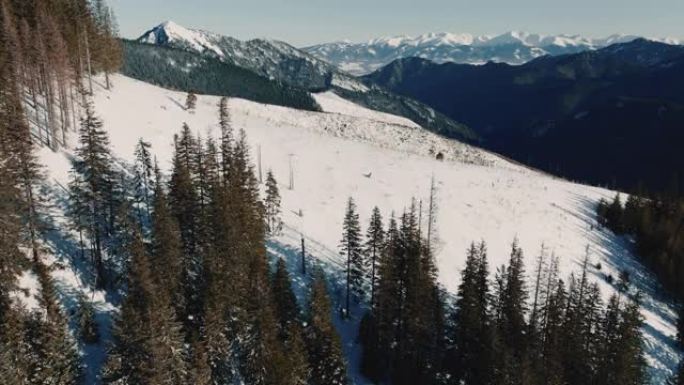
(70, 82), (78, 133)
(84, 33), (93, 95)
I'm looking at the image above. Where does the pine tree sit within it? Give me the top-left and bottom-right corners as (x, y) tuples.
(563, 254), (603, 385)
(449, 242), (493, 385)
(284, 322), (311, 385)
(151, 175), (186, 319)
(69, 98), (116, 288)
(169, 124), (203, 324)
(493, 240), (531, 385)
(0, 2), (28, 296)
(0, 303), (32, 384)
(365, 206), (384, 308)
(306, 270), (348, 385)
(360, 213), (398, 382)
(340, 197), (363, 317)
(540, 278), (568, 385)
(102, 231), (187, 384)
(76, 292), (99, 344)
(133, 138), (153, 227)
(218, 97), (234, 182)
(272, 258), (300, 337)
(265, 170), (282, 235)
(392, 202), (444, 385)
(28, 262), (81, 384)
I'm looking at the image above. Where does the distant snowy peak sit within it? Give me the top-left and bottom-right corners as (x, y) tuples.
(304, 31), (682, 75)
(367, 32), (481, 47)
(139, 21), (221, 55)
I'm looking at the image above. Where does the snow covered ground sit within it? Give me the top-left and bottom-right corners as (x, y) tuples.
(32, 74), (681, 383)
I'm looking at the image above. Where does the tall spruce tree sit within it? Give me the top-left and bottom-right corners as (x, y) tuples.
(75, 292), (99, 345)
(264, 170), (282, 235)
(69, 98), (117, 288)
(306, 270), (348, 385)
(493, 240), (530, 385)
(364, 206), (384, 308)
(340, 197), (363, 317)
(150, 179), (186, 320)
(28, 262), (81, 384)
(102, 231), (187, 384)
(272, 258), (300, 337)
(449, 242), (493, 385)
(133, 138), (153, 227)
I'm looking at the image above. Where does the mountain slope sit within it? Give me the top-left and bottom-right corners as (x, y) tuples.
(365, 39), (684, 192)
(32, 74), (681, 383)
(305, 31), (681, 75)
(134, 21), (478, 142)
(121, 39), (321, 111)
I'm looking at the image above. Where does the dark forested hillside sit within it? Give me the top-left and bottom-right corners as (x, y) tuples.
(122, 40), (322, 112)
(365, 39), (684, 192)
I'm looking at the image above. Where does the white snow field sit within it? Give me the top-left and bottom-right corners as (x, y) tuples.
(31, 74), (681, 383)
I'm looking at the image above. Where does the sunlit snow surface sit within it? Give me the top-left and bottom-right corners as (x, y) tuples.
(33, 75), (681, 384)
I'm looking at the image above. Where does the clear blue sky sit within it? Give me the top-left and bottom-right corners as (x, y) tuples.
(110, 0), (684, 46)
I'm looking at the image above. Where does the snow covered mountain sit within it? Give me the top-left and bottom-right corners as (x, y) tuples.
(139, 20), (341, 91)
(135, 21), (476, 142)
(26, 74), (682, 384)
(304, 31), (682, 75)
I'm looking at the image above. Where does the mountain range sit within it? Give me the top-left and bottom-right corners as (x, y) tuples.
(134, 21), (475, 141)
(365, 38), (684, 192)
(304, 31), (682, 75)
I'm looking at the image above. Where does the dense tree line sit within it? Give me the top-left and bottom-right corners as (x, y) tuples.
(82, 98), (347, 384)
(1, 1), (347, 381)
(597, 191), (684, 353)
(598, 191), (684, 302)
(343, 199), (647, 385)
(0, 0), (120, 150)
(121, 40), (322, 113)
(0, 0), (114, 382)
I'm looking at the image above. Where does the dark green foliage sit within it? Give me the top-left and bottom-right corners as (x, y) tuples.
(361, 203), (444, 385)
(492, 240), (530, 384)
(0, 304), (33, 383)
(265, 170), (282, 235)
(597, 294), (646, 385)
(76, 293), (99, 344)
(306, 270), (348, 385)
(448, 242), (493, 385)
(68, 99), (117, 288)
(28, 262), (81, 384)
(340, 197), (364, 316)
(102, 232), (187, 384)
(150, 175), (185, 318)
(272, 259), (300, 337)
(133, 138), (154, 228)
(365, 206), (384, 308)
(121, 40), (321, 112)
(597, 190), (684, 345)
